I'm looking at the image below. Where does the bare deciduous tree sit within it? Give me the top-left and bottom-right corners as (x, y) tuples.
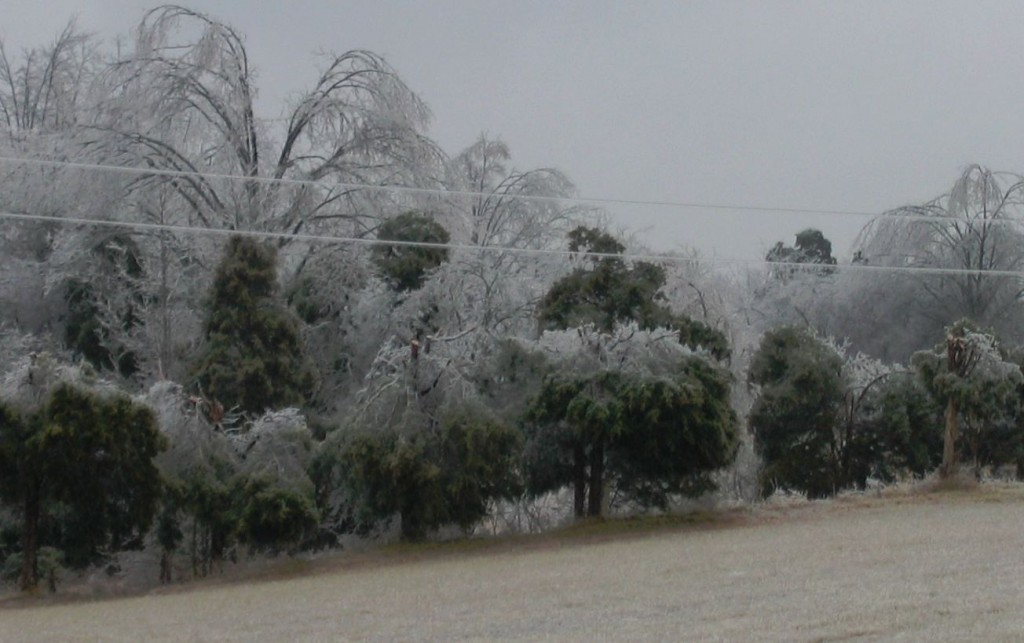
(0, 20), (99, 134)
(85, 5), (444, 240)
(854, 165), (1024, 347)
(436, 135), (589, 338)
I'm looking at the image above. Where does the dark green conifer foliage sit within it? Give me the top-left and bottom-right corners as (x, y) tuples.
(64, 280), (112, 368)
(234, 476), (319, 552)
(158, 455), (317, 577)
(371, 212), (451, 292)
(0, 385), (166, 591)
(748, 327), (845, 498)
(193, 236), (316, 415)
(766, 228), (838, 267)
(177, 458), (237, 577)
(537, 226), (729, 359)
(537, 227), (665, 332)
(854, 373), (941, 479)
(527, 227), (738, 517)
(610, 357), (740, 505)
(524, 357), (739, 516)
(335, 408), (522, 541)
(749, 327), (950, 498)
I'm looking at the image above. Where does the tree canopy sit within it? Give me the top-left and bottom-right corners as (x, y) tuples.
(748, 327), (941, 498)
(192, 236), (316, 415)
(326, 405), (522, 541)
(523, 326), (739, 517)
(528, 228), (738, 516)
(912, 320), (1022, 478)
(766, 228), (837, 266)
(537, 227), (668, 333)
(850, 166), (1024, 357)
(748, 327), (844, 498)
(371, 212), (451, 292)
(0, 378), (166, 591)
(538, 226), (729, 359)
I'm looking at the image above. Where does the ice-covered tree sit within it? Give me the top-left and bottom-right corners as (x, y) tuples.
(522, 325), (739, 518)
(452, 135), (577, 249)
(146, 383), (320, 580)
(765, 228), (837, 280)
(428, 136), (583, 339)
(0, 356), (166, 591)
(0, 20), (100, 133)
(748, 327), (936, 497)
(912, 320), (1022, 478)
(523, 228), (738, 517)
(312, 335), (521, 541)
(90, 5), (443, 238)
(854, 166), (1024, 353)
(22, 5), (451, 389)
(192, 236), (315, 415)
(370, 211), (450, 292)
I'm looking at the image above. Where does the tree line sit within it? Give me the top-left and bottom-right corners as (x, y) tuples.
(4, 6), (1024, 593)
(1, 225), (740, 591)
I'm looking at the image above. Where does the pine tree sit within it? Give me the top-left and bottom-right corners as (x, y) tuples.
(0, 385), (166, 591)
(528, 227), (737, 517)
(371, 212), (451, 292)
(193, 236), (316, 415)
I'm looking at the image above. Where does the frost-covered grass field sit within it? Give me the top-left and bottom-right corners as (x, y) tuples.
(3, 484), (1024, 641)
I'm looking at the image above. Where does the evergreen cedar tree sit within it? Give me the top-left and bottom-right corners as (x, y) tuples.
(911, 320), (1024, 479)
(327, 407), (522, 541)
(228, 475), (319, 554)
(192, 236), (316, 416)
(748, 326), (945, 499)
(528, 226), (739, 518)
(748, 327), (847, 498)
(370, 212), (451, 292)
(537, 227), (730, 360)
(766, 228), (838, 266)
(764, 228), (838, 280)
(159, 455), (238, 580)
(158, 455), (320, 581)
(524, 356), (739, 517)
(0, 386), (166, 591)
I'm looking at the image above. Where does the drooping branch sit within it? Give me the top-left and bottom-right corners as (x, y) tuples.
(0, 20), (97, 133)
(854, 166), (1024, 335)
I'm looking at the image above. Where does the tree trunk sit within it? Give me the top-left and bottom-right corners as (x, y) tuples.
(201, 525), (210, 578)
(160, 549), (172, 584)
(573, 443), (586, 519)
(158, 233), (172, 379)
(210, 525), (225, 575)
(190, 520), (198, 579)
(19, 485), (40, 591)
(941, 397), (959, 479)
(841, 413), (853, 488)
(587, 441), (605, 518)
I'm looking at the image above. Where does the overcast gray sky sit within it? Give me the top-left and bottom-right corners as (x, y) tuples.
(7, 1), (1024, 260)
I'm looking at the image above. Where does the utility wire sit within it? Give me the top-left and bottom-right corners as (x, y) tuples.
(2, 209), (1024, 279)
(0, 155), (1006, 225)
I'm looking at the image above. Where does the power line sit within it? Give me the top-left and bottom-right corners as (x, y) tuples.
(0, 154), (980, 224)
(2, 209), (1024, 279)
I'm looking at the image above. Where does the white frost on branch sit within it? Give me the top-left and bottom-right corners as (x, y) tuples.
(525, 323), (698, 378)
